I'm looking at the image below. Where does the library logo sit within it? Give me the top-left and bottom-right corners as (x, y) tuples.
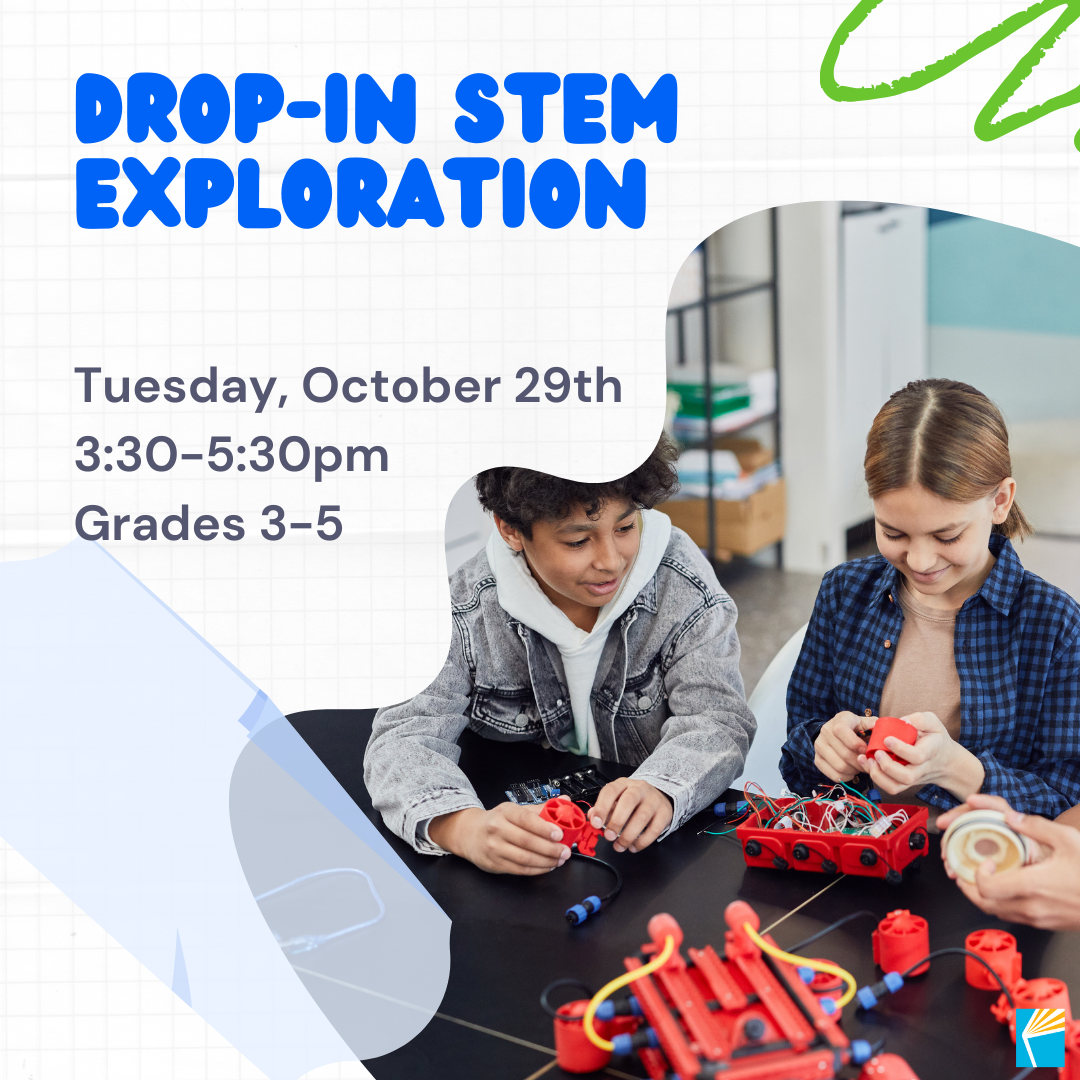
(1016, 1008), (1066, 1067)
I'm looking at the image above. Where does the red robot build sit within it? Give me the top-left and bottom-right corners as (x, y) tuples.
(548, 900), (921, 1079)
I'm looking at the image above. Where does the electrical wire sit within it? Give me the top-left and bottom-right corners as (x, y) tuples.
(742, 922), (859, 1009)
(253, 867), (386, 954)
(582, 935), (677, 1052)
(785, 911), (879, 954)
(571, 851), (622, 903)
(539, 979), (594, 1019)
(896, 948), (1014, 1007)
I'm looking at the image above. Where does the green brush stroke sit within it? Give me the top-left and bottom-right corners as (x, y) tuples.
(821, 0), (1080, 147)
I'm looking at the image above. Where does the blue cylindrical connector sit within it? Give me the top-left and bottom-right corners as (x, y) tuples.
(797, 965), (815, 984)
(565, 895), (602, 925)
(628, 995), (642, 1016)
(566, 903), (589, 925)
(819, 996), (838, 1015)
(851, 1039), (872, 1064)
(856, 971), (905, 1010)
(611, 1033), (634, 1056)
(595, 1000), (615, 1021)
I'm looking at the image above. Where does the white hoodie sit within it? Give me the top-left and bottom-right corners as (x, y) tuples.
(485, 508), (672, 757)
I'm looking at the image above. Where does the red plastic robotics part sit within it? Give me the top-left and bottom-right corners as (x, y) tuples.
(872, 910), (930, 977)
(551, 903), (865, 1080)
(866, 716), (918, 763)
(540, 798), (602, 856)
(1062, 1018), (1080, 1080)
(553, 999), (637, 1073)
(964, 929), (1022, 992)
(736, 797), (929, 881)
(805, 961), (845, 1003)
(858, 1053), (921, 1080)
(991, 976), (1073, 1042)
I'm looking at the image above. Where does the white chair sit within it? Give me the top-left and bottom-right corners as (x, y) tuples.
(736, 623), (808, 797)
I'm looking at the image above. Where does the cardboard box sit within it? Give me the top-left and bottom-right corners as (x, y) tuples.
(659, 479), (786, 559)
(712, 435), (774, 473)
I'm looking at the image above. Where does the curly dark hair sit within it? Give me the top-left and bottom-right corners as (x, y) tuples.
(474, 434), (680, 538)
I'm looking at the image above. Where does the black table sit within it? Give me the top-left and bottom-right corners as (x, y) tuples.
(290, 709), (1079, 1080)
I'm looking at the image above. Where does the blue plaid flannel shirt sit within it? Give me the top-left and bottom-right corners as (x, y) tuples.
(779, 534), (1080, 816)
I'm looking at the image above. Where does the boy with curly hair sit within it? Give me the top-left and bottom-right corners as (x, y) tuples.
(364, 436), (756, 874)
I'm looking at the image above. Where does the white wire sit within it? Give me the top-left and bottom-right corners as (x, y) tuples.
(254, 867), (387, 954)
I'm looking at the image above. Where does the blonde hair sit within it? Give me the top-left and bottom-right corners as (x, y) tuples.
(864, 379), (1032, 540)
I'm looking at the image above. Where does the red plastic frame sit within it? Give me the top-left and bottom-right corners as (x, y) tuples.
(735, 797), (929, 880)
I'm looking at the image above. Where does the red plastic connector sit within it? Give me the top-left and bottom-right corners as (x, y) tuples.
(872, 910), (930, 977)
(540, 798), (603, 857)
(858, 1053), (921, 1079)
(552, 999), (638, 1073)
(866, 717), (918, 763)
(1062, 1018), (1080, 1080)
(991, 976), (1072, 1042)
(964, 929), (1022, 992)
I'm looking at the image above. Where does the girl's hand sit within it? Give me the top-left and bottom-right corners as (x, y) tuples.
(858, 711), (984, 800)
(813, 711), (871, 782)
(428, 802), (571, 875)
(590, 778), (673, 853)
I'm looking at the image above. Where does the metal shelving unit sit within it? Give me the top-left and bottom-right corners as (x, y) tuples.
(666, 207), (782, 568)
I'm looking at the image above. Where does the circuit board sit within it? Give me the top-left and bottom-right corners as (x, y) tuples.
(505, 765), (612, 805)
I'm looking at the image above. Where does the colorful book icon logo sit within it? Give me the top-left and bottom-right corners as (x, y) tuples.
(1016, 1008), (1066, 1067)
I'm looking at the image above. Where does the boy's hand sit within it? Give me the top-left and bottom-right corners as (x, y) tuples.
(857, 711), (984, 800)
(590, 778), (673, 853)
(427, 803), (571, 875)
(813, 711), (871, 782)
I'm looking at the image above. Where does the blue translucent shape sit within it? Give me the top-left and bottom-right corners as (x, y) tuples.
(0, 540), (450, 1077)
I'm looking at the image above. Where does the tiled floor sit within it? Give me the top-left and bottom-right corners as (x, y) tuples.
(715, 561), (822, 696)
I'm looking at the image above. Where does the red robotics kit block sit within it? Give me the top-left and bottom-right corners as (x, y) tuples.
(860, 1054), (921, 1080)
(866, 716), (918, 763)
(991, 977), (1072, 1042)
(964, 929), (1022, 992)
(539, 798), (602, 856)
(554, 1000), (636, 1073)
(873, 910), (930, 977)
(736, 797), (929, 881)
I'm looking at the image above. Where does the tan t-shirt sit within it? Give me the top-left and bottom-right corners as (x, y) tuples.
(879, 581), (962, 739)
(876, 582), (963, 816)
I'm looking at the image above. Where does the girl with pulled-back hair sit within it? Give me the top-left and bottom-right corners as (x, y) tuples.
(781, 379), (1080, 818)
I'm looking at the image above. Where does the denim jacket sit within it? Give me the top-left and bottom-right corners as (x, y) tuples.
(365, 526), (756, 854)
(780, 535), (1080, 816)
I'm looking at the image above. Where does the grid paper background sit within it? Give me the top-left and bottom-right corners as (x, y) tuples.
(5, 0), (1080, 1075)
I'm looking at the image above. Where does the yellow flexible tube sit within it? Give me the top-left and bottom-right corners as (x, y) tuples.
(742, 922), (858, 1009)
(582, 935), (677, 1052)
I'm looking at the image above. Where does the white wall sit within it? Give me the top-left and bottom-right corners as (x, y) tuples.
(839, 205), (928, 528)
(779, 202), (929, 572)
(778, 202), (844, 572)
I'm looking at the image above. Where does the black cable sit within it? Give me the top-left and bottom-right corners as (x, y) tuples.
(539, 978), (594, 1019)
(785, 911), (879, 954)
(572, 851), (622, 903)
(898, 948), (1014, 1007)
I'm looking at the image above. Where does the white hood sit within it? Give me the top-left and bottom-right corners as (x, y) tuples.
(485, 508), (672, 756)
